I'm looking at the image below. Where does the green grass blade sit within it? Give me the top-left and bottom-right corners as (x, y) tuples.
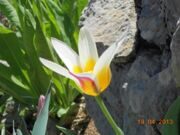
(0, 76), (33, 104)
(57, 126), (75, 135)
(0, 0), (20, 27)
(21, 10), (50, 95)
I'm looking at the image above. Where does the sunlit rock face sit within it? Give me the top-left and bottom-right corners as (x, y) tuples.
(79, 0), (137, 63)
(81, 0), (179, 135)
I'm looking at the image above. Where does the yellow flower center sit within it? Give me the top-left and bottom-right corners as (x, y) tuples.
(72, 59), (111, 96)
(69, 71), (99, 96)
(79, 77), (99, 96)
(73, 65), (82, 73)
(83, 58), (96, 72)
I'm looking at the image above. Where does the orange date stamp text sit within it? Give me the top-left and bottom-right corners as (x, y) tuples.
(137, 119), (174, 125)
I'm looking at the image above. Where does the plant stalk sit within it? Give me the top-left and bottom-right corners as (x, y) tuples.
(95, 95), (124, 135)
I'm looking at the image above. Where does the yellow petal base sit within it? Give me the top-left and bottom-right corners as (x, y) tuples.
(73, 65), (82, 73)
(84, 58), (96, 72)
(96, 66), (111, 92)
(79, 77), (99, 96)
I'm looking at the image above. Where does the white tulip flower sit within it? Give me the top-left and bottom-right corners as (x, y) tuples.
(40, 27), (126, 96)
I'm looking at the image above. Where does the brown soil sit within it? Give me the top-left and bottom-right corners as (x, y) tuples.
(84, 119), (100, 135)
(69, 97), (100, 135)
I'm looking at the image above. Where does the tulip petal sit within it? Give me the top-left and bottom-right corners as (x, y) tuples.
(40, 58), (78, 84)
(51, 38), (82, 73)
(95, 66), (112, 92)
(94, 37), (126, 75)
(93, 37), (126, 91)
(71, 72), (100, 96)
(78, 27), (98, 72)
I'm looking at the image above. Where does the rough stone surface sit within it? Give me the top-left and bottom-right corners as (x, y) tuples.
(138, 0), (168, 46)
(164, 0), (180, 36)
(79, 0), (137, 63)
(171, 21), (180, 87)
(81, 0), (180, 135)
(138, 0), (180, 48)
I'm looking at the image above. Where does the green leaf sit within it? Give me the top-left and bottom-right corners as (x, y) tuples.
(22, 7), (36, 29)
(0, 76), (33, 104)
(0, 26), (28, 81)
(32, 88), (51, 135)
(0, 26), (35, 103)
(0, 25), (12, 33)
(0, 0), (20, 27)
(57, 107), (69, 118)
(21, 10), (50, 95)
(16, 129), (23, 135)
(44, 0), (65, 38)
(161, 96), (180, 135)
(57, 126), (76, 135)
(0, 0), (87, 118)
(34, 17), (52, 59)
(1, 127), (5, 135)
(76, 0), (88, 18)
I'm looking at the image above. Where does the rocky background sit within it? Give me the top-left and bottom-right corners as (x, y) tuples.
(80, 0), (180, 135)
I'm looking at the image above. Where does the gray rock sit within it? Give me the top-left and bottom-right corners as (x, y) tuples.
(80, 0), (137, 63)
(138, 0), (168, 46)
(138, 0), (180, 48)
(81, 0), (180, 135)
(164, 0), (180, 36)
(171, 21), (180, 87)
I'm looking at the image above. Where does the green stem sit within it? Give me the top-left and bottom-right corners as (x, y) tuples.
(95, 95), (124, 135)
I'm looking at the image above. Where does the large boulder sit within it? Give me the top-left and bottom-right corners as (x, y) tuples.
(171, 22), (180, 87)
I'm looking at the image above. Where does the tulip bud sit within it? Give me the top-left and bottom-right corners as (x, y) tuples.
(37, 95), (46, 115)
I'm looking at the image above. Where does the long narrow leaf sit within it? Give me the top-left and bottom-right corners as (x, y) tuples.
(22, 11), (50, 95)
(161, 97), (180, 135)
(0, 0), (20, 27)
(0, 76), (33, 104)
(32, 87), (51, 135)
(0, 26), (29, 86)
(57, 126), (76, 135)
(16, 129), (23, 135)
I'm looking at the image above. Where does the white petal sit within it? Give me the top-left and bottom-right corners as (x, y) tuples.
(40, 58), (78, 83)
(93, 37), (126, 75)
(51, 38), (81, 72)
(78, 27), (98, 69)
(75, 72), (96, 81)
